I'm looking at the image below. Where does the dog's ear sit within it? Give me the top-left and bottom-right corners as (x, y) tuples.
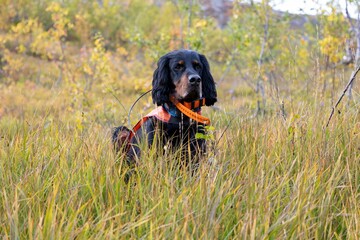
(199, 54), (217, 106)
(152, 54), (173, 106)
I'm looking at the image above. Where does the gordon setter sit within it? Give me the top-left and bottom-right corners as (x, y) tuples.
(113, 49), (217, 167)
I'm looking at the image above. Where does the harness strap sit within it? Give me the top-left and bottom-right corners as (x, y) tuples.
(128, 107), (171, 142)
(125, 97), (210, 152)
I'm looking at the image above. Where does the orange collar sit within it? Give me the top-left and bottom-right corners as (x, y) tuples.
(169, 96), (210, 125)
(182, 98), (206, 110)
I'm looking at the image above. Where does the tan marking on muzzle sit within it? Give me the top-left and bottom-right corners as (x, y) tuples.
(174, 73), (190, 99)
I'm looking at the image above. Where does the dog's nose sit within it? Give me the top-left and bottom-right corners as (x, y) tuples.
(189, 74), (201, 86)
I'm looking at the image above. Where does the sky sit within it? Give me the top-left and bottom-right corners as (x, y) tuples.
(266, 0), (358, 16)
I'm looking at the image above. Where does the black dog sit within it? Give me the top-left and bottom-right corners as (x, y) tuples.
(113, 50), (217, 166)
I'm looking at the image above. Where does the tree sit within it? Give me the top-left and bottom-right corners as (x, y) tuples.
(344, 0), (360, 99)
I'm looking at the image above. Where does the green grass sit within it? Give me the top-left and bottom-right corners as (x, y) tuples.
(0, 82), (359, 239)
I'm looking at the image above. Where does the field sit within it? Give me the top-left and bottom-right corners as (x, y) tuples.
(1, 0), (360, 239)
(1, 60), (359, 239)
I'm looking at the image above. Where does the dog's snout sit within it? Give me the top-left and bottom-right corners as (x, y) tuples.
(189, 74), (201, 85)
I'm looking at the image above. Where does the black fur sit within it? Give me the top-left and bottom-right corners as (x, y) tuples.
(198, 54), (217, 106)
(152, 53), (173, 105)
(152, 50), (217, 106)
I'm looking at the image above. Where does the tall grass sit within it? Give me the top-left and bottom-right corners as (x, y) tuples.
(0, 83), (359, 239)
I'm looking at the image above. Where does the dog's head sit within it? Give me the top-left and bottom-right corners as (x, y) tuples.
(152, 50), (217, 106)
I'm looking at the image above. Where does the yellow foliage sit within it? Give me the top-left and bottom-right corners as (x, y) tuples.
(46, 2), (73, 40)
(297, 48), (309, 61)
(194, 19), (207, 28)
(45, 2), (62, 13)
(17, 44), (26, 54)
(0, 0), (16, 30)
(319, 36), (344, 63)
(5, 17), (63, 60)
(78, 33), (111, 91)
(2, 49), (24, 81)
(318, 7), (346, 64)
(11, 18), (38, 34)
(74, 13), (92, 44)
(116, 47), (129, 57)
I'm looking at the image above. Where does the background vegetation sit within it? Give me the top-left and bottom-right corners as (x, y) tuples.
(0, 0), (359, 238)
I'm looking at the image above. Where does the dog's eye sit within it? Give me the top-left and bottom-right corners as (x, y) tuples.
(193, 62), (201, 70)
(174, 63), (184, 71)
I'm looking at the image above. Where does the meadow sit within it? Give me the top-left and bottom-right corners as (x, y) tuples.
(1, 0), (360, 239)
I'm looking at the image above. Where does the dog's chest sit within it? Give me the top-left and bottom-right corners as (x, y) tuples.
(154, 118), (205, 147)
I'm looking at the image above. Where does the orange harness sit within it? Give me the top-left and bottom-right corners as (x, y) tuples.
(128, 97), (210, 142)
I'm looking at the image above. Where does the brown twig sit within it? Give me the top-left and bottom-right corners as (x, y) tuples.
(326, 64), (360, 127)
